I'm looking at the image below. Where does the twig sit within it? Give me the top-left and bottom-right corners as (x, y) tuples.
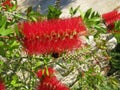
(114, 5), (120, 11)
(55, 0), (61, 8)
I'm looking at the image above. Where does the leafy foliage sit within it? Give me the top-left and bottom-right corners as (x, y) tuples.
(108, 43), (120, 81)
(69, 6), (80, 17)
(26, 7), (42, 21)
(108, 21), (120, 80)
(80, 8), (106, 33)
(111, 21), (120, 43)
(47, 6), (62, 19)
(74, 69), (119, 90)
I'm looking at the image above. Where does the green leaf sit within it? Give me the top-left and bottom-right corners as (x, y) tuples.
(0, 28), (14, 36)
(69, 6), (80, 17)
(0, 16), (7, 28)
(0, 41), (4, 46)
(79, 9), (85, 18)
(35, 61), (41, 68)
(84, 8), (92, 19)
(45, 66), (49, 76)
(14, 13), (23, 19)
(94, 25), (106, 33)
(0, 60), (4, 65)
(70, 7), (73, 15)
(114, 34), (120, 43)
(11, 76), (18, 86)
(29, 16), (37, 22)
(13, 83), (23, 87)
(88, 17), (101, 22)
(0, 15), (14, 36)
(27, 8), (41, 21)
(0, 47), (5, 56)
(10, 41), (19, 48)
(47, 6), (62, 19)
(14, 24), (20, 36)
(73, 6), (80, 14)
(11, 80), (16, 86)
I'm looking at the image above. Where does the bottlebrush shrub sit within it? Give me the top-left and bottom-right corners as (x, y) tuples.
(0, 2), (120, 90)
(19, 17), (87, 55)
(36, 68), (69, 90)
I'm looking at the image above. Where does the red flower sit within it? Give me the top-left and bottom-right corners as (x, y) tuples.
(19, 17), (87, 55)
(0, 80), (5, 90)
(36, 68), (69, 90)
(37, 76), (69, 90)
(2, 0), (13, 10)
(102, 10), (120, 29)
(36, 67), (55, 78)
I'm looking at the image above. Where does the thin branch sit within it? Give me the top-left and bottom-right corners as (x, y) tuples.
(114, 5), (120, 11)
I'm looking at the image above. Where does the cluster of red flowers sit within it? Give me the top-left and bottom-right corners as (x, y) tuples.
(2, 0), (13, 10)
(20, 17), (86, 55)
(0, 80), (5, 90)
(36, 67), (69, 90)
(102, 10), (120, 29)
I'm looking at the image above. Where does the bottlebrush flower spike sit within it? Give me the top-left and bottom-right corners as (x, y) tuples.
(19, 17), (87, 55)
(37, 76), (70, 90)
(102, 10), (120, 28)
(36, 68), (69, 90)
(0, 80), (5, 90)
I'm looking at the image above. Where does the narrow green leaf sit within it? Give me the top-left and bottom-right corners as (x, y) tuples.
(84, 8), (92, 19)
(0, 16), (7, 28)
(73, 6), (80, 15)
(0, 60), (4, 65)
(0, 41), (4, 46)
(79, 9), (85, 19)
(47, 6), (61, 19)
(46, 66), (49, 76)
(1, 28), (14, 36)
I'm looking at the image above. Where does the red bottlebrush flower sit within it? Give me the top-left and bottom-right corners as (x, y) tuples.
(19, 17), (87, 55)
(2, 0), (13, 10)
(0, 80), (5, 90)
(37, 76), (70, 90)
(36, 67), (55, 78)
(102, 10), (120, 29)
(36, 67), (69, 90)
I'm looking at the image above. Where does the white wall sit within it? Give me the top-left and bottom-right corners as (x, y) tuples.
(17, 0), (120, 17)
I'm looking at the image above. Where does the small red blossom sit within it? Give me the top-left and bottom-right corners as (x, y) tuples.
(2, 0), (13, 10)
(102, 10), (120, 29)
(19, 17), (87, 55)
(0, 80), (5, 90)
(37, 67), (55, 78)
(37, 76), (69, 90)
(36, 68), (69, 90)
